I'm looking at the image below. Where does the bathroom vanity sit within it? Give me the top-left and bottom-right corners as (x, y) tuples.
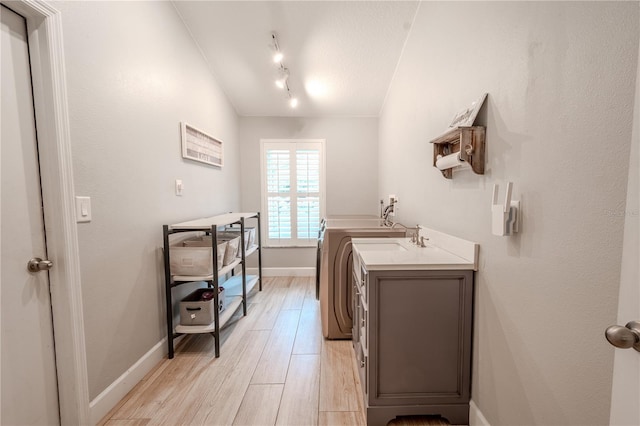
(352, 231), (478, 426)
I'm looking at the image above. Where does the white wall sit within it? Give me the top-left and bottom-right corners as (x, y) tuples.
(55, 1), (240, 399)
(379, 2), (639, 425)
(239, 117), (378, 268)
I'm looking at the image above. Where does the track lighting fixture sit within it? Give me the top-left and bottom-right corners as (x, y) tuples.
(275, 68), (289, 89)
(271, 33), (283, 63)
(271, 32), (298, 109)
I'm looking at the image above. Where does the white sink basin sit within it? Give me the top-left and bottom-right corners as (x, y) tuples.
(352, 233), (478, 271)
(357, 242), (407, 251)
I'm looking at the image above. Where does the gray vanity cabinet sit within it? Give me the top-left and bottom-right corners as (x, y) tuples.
(354, 267), (474, 426)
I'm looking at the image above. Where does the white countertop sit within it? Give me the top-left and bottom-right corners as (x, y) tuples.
(352, 229), (478, 271)
(324, 218), (385, 229)
(324, 214), (379, 220)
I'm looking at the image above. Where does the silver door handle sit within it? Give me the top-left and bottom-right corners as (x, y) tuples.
(27, 257), (53, 273)
(605, 321), (640, 352)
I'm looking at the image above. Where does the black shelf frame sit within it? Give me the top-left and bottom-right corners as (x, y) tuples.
(162, 213), (262, 359)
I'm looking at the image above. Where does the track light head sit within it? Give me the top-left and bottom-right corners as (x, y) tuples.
(271, 32), (283, 63)
(275, 68), (289, 89)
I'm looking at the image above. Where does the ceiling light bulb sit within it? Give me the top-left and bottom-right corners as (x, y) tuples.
(275, 70), (288, 89)
(289, 97), (298, 108)
(305, 79), (328, 98)
(273, 52), (283, 63)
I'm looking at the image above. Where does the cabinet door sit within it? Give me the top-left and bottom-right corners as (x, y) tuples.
(368, 270), (473, 406)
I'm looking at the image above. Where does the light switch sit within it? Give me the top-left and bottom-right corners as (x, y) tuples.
(175, 179), (183, 196)
(75, 196), (92, 223)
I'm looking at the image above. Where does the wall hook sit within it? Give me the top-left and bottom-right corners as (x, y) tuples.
(492, 182), (520, 236)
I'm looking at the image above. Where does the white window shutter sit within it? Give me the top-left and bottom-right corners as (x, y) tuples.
(261, 140), (325, 247)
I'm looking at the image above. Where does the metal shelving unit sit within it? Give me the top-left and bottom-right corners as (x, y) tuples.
(162, 212), (262, 358)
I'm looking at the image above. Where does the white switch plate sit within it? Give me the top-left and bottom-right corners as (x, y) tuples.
(175, 179), (183, 196)
(75, 196), (92, 223)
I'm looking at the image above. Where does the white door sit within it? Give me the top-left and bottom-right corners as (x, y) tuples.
(1, 4), (61, 425)
(608, 34), (640, 426)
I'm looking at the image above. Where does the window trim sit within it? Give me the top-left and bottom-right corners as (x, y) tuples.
(260, 139), (326, 248)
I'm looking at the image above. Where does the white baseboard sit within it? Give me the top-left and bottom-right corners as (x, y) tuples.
(247, 267), (315, 277)
(469, 399), (490, 426)
(89, 338), (167, 425)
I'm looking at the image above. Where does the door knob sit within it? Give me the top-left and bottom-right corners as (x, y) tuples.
(27, 257), (53, 273)
(605, 321), (640, 352)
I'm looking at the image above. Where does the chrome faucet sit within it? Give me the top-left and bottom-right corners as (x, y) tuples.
(409, 225), (429, 246)
(413, 224), (422, 244)
(381, 200), (396, 226)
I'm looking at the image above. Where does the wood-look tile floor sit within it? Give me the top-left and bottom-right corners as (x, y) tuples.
(99, 277), (450, 426)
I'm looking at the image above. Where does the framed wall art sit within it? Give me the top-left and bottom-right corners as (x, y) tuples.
(181, 122), (223, 167)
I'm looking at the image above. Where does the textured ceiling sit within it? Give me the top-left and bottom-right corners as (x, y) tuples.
(173, 1), (419, 117)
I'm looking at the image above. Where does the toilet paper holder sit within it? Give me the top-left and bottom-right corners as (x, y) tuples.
(429, 126), (486, 179)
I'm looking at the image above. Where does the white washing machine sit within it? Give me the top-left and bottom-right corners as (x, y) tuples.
(318, 217), (405, 339)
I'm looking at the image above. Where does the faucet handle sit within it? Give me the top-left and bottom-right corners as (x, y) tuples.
(419, 236), (429, 247)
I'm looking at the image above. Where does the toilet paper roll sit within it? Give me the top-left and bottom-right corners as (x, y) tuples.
(435, 152), (465, 170)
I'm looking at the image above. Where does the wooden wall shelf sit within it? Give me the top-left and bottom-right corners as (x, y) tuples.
(430, 126), (486, 179)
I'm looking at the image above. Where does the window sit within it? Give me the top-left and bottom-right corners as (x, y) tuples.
(260, 139), (325, 247)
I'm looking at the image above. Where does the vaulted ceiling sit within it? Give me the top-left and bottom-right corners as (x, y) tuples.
(173, 1), (419, 117)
